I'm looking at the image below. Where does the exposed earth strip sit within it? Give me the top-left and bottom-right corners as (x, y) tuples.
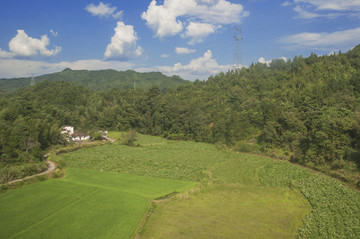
(5, 160), (56, 185)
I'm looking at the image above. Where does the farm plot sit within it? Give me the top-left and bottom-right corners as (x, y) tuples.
(0, 168), (195, 239)
(140, 185), (310, 239)
(58, 136), (225, 181)
(58, 133), (360, 238)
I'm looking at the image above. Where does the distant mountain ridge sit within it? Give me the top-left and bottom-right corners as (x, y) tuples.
(0, 69), (189, 92)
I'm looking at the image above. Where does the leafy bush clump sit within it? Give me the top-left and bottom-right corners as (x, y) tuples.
(0, 162), (48, 184)
(121, 129), (139, 146)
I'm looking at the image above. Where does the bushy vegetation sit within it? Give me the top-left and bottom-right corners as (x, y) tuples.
(120, 129), (138, 146)
(0, 162), (47, 184)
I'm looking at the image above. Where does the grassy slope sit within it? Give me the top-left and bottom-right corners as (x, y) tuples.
(0, 168), (195, 239)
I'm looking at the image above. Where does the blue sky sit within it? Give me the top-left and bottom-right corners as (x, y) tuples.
(0, 0), (359, 80)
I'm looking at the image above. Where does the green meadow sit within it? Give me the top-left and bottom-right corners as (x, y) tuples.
(141, 185), (309, 239)
(0, 168), (195, 239)
(1, 133), (360, 238)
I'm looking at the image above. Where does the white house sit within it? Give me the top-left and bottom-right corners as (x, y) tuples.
(71, 132), (90, 141)
(61, 126), (89, 142)
(61, 126), (74, 135)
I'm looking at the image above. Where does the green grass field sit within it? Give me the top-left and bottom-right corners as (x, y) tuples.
(1, 133), (360, 238)
(0, 168), (195, 239)
(140, 185), (309, 239)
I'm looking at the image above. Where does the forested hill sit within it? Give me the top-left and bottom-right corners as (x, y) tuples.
(0, 69), (189, 92)
(1, 45), (360, 186)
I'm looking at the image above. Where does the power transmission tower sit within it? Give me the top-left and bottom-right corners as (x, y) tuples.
(30, 74), (35, 86)
(233, 25), (243, 70)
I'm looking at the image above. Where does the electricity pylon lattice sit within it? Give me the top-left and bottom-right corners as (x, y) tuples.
(30, 74), (35, 86)
(233, 25), (243, 70)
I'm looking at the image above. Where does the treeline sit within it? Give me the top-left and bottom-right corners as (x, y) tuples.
(0, 69), (188, 92)
(1, 45), (360, 184)
(0, 82), (104, 163)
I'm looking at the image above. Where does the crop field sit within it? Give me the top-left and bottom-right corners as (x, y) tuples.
(1, 133), (360, 238)
(57, 132), (360, 238)
(0, 168), (195, 239)
(140, 185), (310, 239)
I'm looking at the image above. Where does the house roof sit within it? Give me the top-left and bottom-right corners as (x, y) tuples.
(72, 133), (89, 137)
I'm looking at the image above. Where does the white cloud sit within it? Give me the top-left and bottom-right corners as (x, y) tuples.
(279, 27), (360, 50)
(281, 1), (293, 7)
(141, 0), (183, 38)
(294, 0), (360, 11)
(161, 54), (171, 58)
(50, 29), (58, 37)
(0, 58), (133, 78)
(141, 0), (249, 39)
(155, 50), (232, 80)
(0, 51), (231, 81)
(104, 21), (143, 60)
(258, 57), (271, 65)
(175, 47), (196, 54)
(258, 56), (287, 66)
(284, 0), (360, 19)
(0, 30), (61, 58)
(85, 1), (122, 19)
(0, 49), (14, 58)
(182, 22), (218, 44)
(293, 5), (321, 19)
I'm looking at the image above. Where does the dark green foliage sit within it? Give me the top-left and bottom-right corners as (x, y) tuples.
(0, 69), (189, 93)
(0, 162), (48, 184)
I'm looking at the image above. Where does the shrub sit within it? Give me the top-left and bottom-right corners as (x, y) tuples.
(121, 129), (138, 146)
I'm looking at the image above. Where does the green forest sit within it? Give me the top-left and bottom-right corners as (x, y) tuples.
(1, 45), (360, 186)
(0, 69), (188, 92)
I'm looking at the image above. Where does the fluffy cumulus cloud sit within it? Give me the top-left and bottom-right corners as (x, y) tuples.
(279, 27), (360, 50)
(0, 30), (61, 58)
(155, 50), (232, 80)
(175, 47), (196, 54)
(182, 22), (218, 44)
(85, 1), (122, 19)
(0, 58), (133, 78)
(283, 0), (360, 19)
(104, 21), (143, 60)
(141, 0), (184, 38)
(141, 0), (249, 42)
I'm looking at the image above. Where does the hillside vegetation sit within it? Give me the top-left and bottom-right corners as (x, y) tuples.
(0, 45), (360, 186)
(0, 69), (188, 92)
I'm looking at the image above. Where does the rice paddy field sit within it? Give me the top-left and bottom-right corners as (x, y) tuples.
(0, 168), (195, 239)
(1, 132), (360, 238)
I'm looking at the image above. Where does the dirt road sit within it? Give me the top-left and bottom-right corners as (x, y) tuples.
(5, 160), (56, 185)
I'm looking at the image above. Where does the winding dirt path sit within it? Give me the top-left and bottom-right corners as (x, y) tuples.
(5, 160), (56, 185)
